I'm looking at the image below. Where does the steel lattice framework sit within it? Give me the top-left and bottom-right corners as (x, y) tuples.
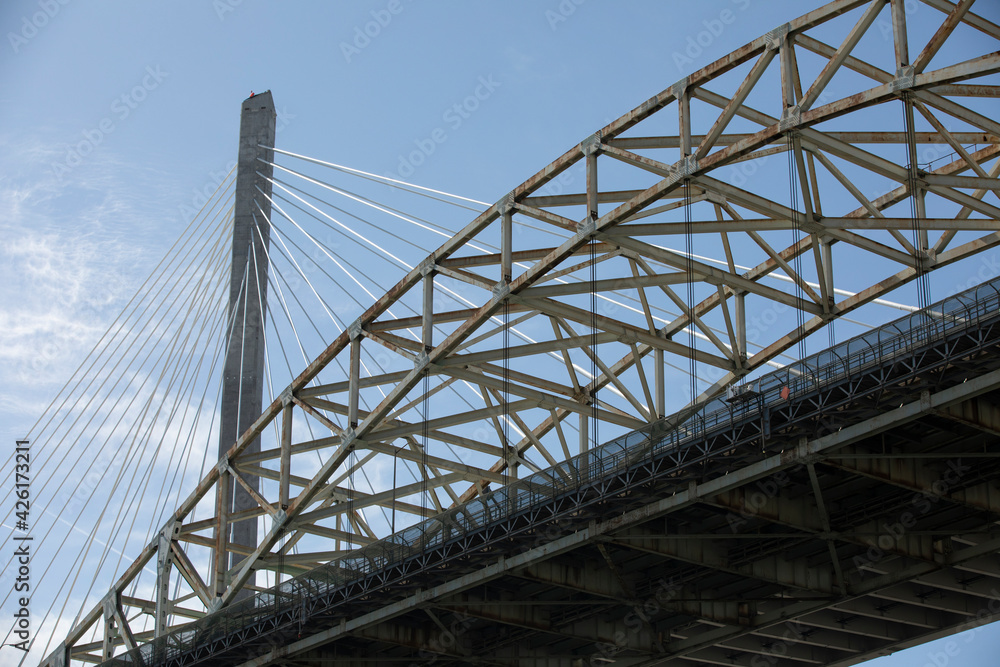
(47, 0), (1000, 663)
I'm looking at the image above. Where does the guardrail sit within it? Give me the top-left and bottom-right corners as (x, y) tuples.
(105, 276), (1000, 666)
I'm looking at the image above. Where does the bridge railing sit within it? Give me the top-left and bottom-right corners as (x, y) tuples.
(105, 276), (1000, 665)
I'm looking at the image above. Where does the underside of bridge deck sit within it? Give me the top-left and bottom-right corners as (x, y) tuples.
(81, 280), (1000, 667)
(213, 333), (1000, 667)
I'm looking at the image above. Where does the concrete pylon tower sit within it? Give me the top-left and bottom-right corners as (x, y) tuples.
(219, 91), (275, 590)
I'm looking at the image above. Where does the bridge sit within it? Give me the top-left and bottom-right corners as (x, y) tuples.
(105, 278), (1000, 665)
(12, 0), (1000, 665)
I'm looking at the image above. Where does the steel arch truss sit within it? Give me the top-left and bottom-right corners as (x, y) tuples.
(51, 0), (1000, 663)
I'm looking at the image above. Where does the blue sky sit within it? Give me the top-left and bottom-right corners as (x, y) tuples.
(1, 1), (999, 665)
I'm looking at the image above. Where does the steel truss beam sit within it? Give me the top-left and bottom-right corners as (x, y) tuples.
(206, 361), (1000, 666)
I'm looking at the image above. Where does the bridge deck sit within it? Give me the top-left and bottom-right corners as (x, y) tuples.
(105, 279), (1000, 666)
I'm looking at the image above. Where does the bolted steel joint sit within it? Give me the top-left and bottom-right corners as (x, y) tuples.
(580, 132), (602, 157)
(780, 105), (801, 132)
(667, 155), (698, 186)
(498, 191), (516, 216)
(577, 218), (598, 238)
(102, 592), (117, 620)
(679, 154), (698, 176)
(419, 257), (436, 277)
(765, 23), (789, 51)
(491, 280), (511, 303)
(348, 318), (363, 341)
(159, 519), (180, 548)
(892, 65), (915, 93)
(670, 77), (688, 102)
(414, 350), (433, 373)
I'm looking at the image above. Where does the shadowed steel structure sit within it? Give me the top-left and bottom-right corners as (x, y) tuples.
(92, 276), (1000, 666)
(42, 0), (1000, 664)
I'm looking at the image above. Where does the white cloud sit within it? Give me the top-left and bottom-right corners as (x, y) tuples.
(0, 134), (162, 392)
(0, 228), (131, 385)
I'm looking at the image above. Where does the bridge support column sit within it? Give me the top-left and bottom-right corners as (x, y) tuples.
(655, 348), (664, 418)
(218, 91), (276, 597)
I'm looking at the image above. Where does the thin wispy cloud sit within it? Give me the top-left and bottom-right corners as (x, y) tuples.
(0, 133), (165, 392)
